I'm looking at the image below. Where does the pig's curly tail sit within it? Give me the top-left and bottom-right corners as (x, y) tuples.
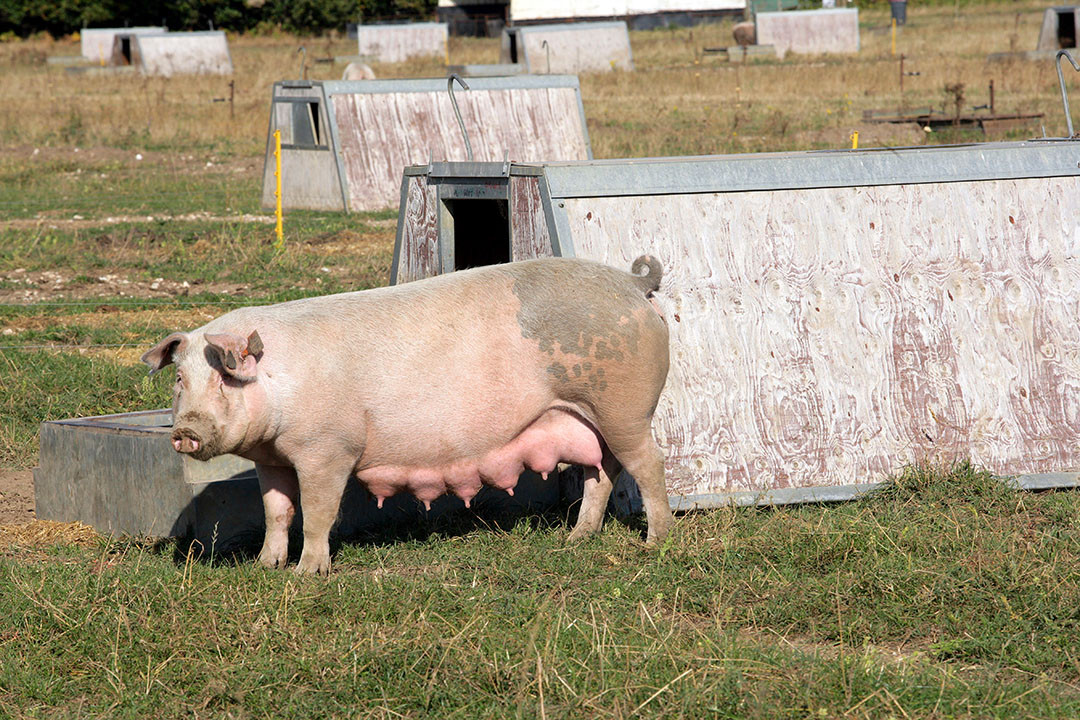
(631, 255), (663, 295)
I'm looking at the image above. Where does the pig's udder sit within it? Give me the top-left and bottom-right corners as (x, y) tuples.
(355, 409), (604, 510)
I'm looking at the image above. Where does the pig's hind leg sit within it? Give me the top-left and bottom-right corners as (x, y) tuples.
(256, 464), (299, 570)
(567, 453), (620, 543)
(610, 435), (670, 546)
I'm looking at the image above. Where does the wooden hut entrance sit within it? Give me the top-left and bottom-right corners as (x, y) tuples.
(444, 198), (510, 270)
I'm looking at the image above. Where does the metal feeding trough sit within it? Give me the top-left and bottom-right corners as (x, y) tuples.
(34, 410), (557, 550)
(391, 138), (1080, 509)
(259, 75), (592, 213)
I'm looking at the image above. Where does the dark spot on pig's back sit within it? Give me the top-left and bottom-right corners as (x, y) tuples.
(505, 261), (646, 362)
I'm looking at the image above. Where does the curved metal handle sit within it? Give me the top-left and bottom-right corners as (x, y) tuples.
(542, 39), (550, 74)
(297, 45), (307, 80)
(1057, 49), (1080, 138)
(448, 73), (474, 162)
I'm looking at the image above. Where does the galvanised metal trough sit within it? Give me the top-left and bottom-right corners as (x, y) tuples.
(259, 76), (592, 213)
(390, 139), (1080, 510)
(33, 410), (557, 550)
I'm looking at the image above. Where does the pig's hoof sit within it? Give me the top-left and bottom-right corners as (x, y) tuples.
(566, 526), (596, 545)
(294, 553), (331, 576)
(257, 547), (288, 570)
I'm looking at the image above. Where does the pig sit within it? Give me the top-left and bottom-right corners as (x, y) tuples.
(341, 62), (376, 80)
(141, 256), (671, 575)
(733, 21), (756, 47)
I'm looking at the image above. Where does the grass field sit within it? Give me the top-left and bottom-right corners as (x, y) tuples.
(2, 2), (1080, 716)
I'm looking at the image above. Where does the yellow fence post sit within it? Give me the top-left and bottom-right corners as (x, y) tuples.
(891, 18), (897, 56)
(851, 131), (859, 149)
(273, 129), (283, 249)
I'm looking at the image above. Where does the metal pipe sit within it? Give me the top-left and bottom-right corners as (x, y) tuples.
(447, 73), (474, 162)
(1056, 49), (1080, 138)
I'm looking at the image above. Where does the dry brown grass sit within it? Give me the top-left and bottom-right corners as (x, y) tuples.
(0, 1), (1069, 159)
(0, 520), (98, 551)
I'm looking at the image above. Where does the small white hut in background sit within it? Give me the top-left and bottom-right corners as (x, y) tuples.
(754, 8), (859, 59)
(500, 22), (633, 73)
(111, 31), (233, 77)
(1037, 6), (1080, 50)
(80, 27), (163, 63)
(438, 0), (744, 30)
(355, 22), (449, 63)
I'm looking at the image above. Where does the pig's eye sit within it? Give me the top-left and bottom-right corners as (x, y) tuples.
(175, 372), (185, 389)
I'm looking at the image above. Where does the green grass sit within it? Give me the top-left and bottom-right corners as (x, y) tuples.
(2, 464), (1079, 718)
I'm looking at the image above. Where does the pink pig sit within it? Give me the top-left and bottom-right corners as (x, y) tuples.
(142, 256), (671, 575)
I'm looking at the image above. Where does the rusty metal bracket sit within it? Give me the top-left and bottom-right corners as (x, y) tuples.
(1057, 49), (1079, 138)
(447, 73), (474, 162)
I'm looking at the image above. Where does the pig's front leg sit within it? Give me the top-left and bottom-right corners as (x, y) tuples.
(256, 464), (299, 570)
(294, 459), (352, 576)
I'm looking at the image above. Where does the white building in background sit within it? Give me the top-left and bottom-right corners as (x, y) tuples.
(437, 0), (745, 33)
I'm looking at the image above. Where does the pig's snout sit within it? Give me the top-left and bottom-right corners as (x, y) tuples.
(171, 427), (203, 454)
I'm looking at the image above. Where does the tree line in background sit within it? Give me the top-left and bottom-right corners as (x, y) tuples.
(0, 0), (436, 37)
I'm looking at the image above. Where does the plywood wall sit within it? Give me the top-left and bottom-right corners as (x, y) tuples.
(356, 23), (448, 63)
(755, 9), (859, 59)
(135, 32), (233, 76)
(333, 86), (590, 211)
(394, 176), (440, 284)
(564, 176), (1080, 496)
(517, 24), (634, 73)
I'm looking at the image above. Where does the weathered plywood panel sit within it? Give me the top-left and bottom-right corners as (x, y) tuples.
(80, 27), (163, 62)
(510, 176), (553, 261)
(564, 176), (1080, 496)
(396, 176), (440, 284)
(507, 23), (634, 73)
(356, 23), (448, 63)
(134, 32), (233, 77)
(755, 9), (859, 59)
(334, 87), (589, 211)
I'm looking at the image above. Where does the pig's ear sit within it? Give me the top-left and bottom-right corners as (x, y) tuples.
(141, 332), (188, 374)
(204, 331), (263, 381)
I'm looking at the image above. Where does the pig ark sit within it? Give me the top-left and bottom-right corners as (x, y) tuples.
(142, 256), (671, 574)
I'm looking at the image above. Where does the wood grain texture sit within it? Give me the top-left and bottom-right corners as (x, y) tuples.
(520, 26), (633, 73)
(333, 87), (590, 211)
(510, 176), (553, 261)
(564, 176), (1080, 496)
(355, 24), (448, 63)
(755, 9), (859, 59)
(396, 176), (439, 284)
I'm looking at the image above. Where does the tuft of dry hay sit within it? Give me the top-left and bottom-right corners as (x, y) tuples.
(0, 520), (99, 552)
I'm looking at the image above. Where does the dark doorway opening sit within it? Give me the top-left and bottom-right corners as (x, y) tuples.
(291, 102), (321, 146)
(508, 30), (519, 63)
(120, 36), (132, 64)
(1058, 10), (1077, 48)
(445, 199), (510, 270)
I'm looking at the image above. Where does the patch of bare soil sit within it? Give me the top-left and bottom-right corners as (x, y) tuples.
(0, 267), (251, 303)
(0, 469), (35, 527)
(1, 144), (260, 178)
(0, 213), (275, 231)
